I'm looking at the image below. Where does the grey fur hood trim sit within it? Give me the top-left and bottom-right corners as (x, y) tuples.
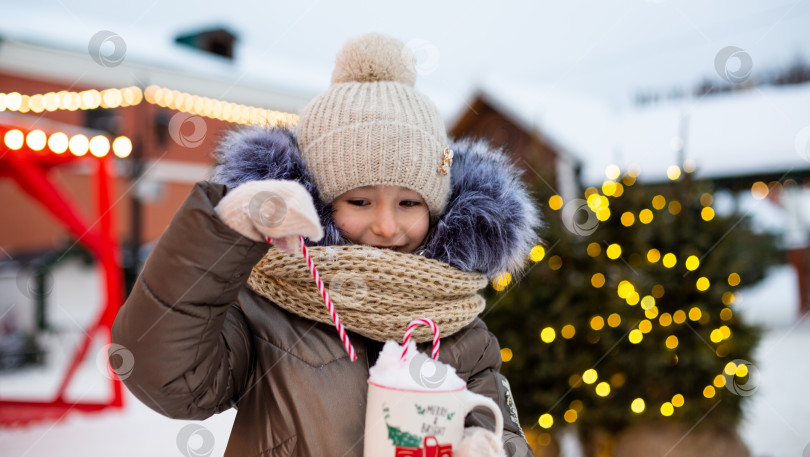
(211, 126), (542, 278)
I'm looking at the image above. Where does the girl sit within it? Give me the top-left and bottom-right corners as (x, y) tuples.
(112, 33), (541, 456)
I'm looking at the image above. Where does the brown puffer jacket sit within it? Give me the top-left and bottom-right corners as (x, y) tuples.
(112, 182), (534, 456)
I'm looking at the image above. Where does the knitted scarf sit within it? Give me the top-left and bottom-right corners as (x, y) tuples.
(246, 245), (488, 343)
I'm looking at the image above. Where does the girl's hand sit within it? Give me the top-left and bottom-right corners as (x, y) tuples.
(454, 426), (506, 457)
(215, 180), (323, 253)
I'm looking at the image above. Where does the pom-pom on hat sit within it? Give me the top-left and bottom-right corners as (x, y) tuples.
(296, 33), (451, 217)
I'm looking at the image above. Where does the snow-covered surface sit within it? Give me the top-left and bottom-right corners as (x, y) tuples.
(739, 318), (810, 457)
(734, 266), (800, 329)
(0, 389), (237, 457)
(1, 258), (809, 456)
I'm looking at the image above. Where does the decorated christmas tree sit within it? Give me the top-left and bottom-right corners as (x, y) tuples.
(484, 165), (782, 453)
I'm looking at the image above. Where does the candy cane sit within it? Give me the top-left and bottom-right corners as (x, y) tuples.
(268, 236), (357, 362)
(401, 318), (440, 361)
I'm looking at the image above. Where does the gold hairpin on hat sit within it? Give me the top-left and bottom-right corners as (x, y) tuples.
(439, 147), (453, 175)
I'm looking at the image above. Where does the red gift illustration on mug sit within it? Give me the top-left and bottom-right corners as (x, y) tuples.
(394, 436), (453, 457)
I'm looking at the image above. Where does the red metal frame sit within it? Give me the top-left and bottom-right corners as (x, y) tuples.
(0, 122), (125, 427)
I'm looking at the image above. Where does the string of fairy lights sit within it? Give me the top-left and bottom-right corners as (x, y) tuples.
(490, 163), (768, 436)
(0, 85), (298, 126)
(2, 127), (132, 158)
(0, 85), (298, 159)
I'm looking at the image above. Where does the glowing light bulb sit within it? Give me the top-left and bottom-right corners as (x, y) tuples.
(660, 402), (674, 416)
(26, 130), (47, 151)
(69, 134), (89, 156)
(561, 324), (576, 339)
(89, 135), (110, 157)
(564, 409), (578, 423)
(48, 132), (69, 154)
(112, 136), (132, 158)
(548, 195), (563, 210)
(605, 164), (621, 180)
(667, 165), (681, 180)
(4, 129), (24, 150)
(621, 212), (635, 227)
(728, 273), (740, 286)
(500, 348), (512, 362)
(595, 382), (610, 397)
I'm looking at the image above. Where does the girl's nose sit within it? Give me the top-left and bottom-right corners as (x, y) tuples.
(371, 206), (398, 238)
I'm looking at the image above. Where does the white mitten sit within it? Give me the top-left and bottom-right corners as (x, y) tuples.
(454, 426), (505, 457)
(215, 180), (323, 253)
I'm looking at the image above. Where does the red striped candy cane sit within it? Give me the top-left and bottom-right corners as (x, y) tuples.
(268, 236), (357, 361)
(401, 318), (440, 361)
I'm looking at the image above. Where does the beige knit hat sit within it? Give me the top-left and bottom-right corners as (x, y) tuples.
(296, 33), (452, 217)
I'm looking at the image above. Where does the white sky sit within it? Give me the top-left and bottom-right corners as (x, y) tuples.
(3, 0), (809, 110)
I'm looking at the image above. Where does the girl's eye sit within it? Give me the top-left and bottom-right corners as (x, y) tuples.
(347, 199), (369, 206)
(400, 200), (422, 207)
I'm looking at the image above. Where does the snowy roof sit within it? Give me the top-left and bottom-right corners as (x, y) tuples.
(466, 75), (615, 166)
(477, 79), (810, 186)
(607, 83), (810, 184)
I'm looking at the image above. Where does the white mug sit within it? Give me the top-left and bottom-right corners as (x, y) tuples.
(363, 381), (504, 457)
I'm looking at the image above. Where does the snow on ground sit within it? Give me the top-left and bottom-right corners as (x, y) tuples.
(739, 318), (810, 457)
(0, 391), (237, 457)
(1, 261), (809, 457)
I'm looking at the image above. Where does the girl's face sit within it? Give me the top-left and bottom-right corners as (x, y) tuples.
(332, 185), (429, 253)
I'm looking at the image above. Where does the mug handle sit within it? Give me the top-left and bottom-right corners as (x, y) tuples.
(463, 390), (504, 441)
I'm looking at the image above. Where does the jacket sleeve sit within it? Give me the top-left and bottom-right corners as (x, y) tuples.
(465, 328), (536, 457)
(111, 181), (270, 420)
